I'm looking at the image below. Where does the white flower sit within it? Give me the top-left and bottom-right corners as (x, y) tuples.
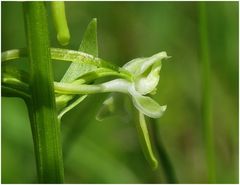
(54, 51), (169, 119)
(97, 51), (169, 119)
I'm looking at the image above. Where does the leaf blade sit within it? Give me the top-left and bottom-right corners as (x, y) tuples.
(58, 18), (99, 118)
(61, 18), (98, 83)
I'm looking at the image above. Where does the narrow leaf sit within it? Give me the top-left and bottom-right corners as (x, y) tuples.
(61, 18), (98, 83)
(58, 18), (99, 118)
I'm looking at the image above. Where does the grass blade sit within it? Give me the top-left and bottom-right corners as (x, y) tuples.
(198, 2), (216, 183)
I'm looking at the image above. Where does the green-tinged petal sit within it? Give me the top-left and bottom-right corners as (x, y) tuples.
(129, 86), (167, 118)
(123, 51), (168, 76)
(96, 95), (115, 121)
(134, 62), (161, 95)
(96, 93), (131, 121)
(136, 112), (159, 169)
(123, 57), (146, 74)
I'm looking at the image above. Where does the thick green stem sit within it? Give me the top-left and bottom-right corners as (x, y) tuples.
(198, 2), (216, 183)
(23, 2), (64, 183)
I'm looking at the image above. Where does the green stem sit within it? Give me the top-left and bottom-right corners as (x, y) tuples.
(150, 119), (177, 183)
(23, 2), (64, 183)
(198, 2), (216, 183)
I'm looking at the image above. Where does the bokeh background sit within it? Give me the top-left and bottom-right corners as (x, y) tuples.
(1, 2), (238, 183)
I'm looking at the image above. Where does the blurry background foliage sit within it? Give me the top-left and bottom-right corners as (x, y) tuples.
(1, 2), (238, 183)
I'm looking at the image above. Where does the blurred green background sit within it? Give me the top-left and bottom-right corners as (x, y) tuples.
(1, 2), (238, 183)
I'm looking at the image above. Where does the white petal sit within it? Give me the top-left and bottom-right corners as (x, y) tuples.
(134, 64), (161, 95)
(128, 86), (167, 118)
(123, 51), (168, 76)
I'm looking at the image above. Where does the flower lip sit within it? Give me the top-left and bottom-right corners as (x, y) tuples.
(128, 85), (167, 118)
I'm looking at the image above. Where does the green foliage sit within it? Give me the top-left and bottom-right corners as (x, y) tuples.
(58, 18), (98, 119)
(2, 1), (169, 183)
(1, 1), (238, 184)
(23, 2), (64, 183)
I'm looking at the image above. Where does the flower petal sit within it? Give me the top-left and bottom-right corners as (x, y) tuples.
(96, 95), (115, 121)
(136, 112), (159, 169)
(134, 62), (161, 95)
(123, 51), (168, 76)
(129, 86), (167, 118)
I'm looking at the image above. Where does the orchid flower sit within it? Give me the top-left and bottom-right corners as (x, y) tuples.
(54, 51), (169, 119)
(2, 18), (170, 170)
(54, 51), (169, 170)
(110, 51), (169, 118)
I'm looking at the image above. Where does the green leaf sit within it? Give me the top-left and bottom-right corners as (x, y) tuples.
(136, 112), (159, 169)
(58, 18), (99, 118)
(61, 18), (98, 83)
(1, 49), (131, 81)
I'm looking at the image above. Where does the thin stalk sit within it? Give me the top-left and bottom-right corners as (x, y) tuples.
(136, 112), (158, 170)
(150, 119), (177, 183)
(198, 2), (216, 183)
(23, 2), (64, 183)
